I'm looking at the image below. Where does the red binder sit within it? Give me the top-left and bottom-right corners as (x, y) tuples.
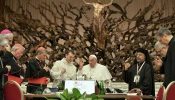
(27, 77), (47, 85)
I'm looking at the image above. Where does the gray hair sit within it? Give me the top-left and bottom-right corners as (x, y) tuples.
(155, 27), (172, 37)
(11, 45), (25, 52)
(154, 41), (166, 50)
(0, 34), (13, 39)
(0, 37), (8, 46)
(35, 49), (47, 55)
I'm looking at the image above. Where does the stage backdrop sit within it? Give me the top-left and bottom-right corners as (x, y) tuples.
(1, 0), (175, 81)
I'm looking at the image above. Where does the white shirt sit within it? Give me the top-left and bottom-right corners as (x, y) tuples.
(50, 58), (76, 88)
(77, 63), (112, 81)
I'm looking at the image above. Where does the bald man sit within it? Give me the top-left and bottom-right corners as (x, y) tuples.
(78, 55), (112, 81)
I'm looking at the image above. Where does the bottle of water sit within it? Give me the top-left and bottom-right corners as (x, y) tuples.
(58, 80), (63, 91)
(100, 81), (105, 95)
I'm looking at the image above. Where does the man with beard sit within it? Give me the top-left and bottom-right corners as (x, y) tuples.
(0, 37), (11, 100)
(122, 48), (155, 100)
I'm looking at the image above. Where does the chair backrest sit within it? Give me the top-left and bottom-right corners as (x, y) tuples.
(156, 86), (165, 100)
(127, 88), (142, 100)
(3, 80), (24, 100)
(163, 81), (175, 100)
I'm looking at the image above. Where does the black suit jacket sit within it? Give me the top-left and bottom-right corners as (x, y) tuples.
(2, 51), (23, 77)
(163, 37), (175, 87)
(0, 57), (8, 89)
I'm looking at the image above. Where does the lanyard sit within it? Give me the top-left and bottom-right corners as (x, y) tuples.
(137, 61), (145, 75)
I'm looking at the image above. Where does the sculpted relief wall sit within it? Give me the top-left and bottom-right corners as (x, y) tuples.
(1, 0), (175, 81)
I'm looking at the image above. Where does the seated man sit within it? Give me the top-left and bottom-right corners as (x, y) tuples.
(122, 48), (155, 99)
(50, 50), (77, 88)
(25, 47), (50, 95)
(77, 55), (112, 83)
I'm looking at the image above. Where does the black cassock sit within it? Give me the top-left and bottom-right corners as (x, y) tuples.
(163, 37), (175, 88)
(2, 51), (23, 77)
(25, 58), (51, 100)
(0, 54), (8, 100)
(122, 63), (155, 100)
(159, 57), (165, 75)
(25, 58), (50, 93)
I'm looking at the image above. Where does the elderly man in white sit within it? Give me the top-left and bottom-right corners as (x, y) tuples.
(50, 50), (77, 88)
(77, 55), (112, 83)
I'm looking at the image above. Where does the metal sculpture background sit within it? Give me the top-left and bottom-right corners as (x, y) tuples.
(0, 0), (175, 81)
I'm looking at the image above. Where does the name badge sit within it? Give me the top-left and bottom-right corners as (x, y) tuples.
(134, 75), (140, 83)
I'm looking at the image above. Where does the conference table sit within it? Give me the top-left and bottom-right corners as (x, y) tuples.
(24, 93), (155, 99)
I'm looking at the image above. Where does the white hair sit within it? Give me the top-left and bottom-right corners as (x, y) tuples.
(154, 41), (166, 49)
(0, 34), (13, 39)
(0, 37), (8, 46)
(90, 55), (97, 59)
(11, 45), (25, 52)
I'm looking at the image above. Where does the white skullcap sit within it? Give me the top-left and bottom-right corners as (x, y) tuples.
(90, 55), (97, 59)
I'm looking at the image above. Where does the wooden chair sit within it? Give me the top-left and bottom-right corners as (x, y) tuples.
(163, 81), (175, 100)
(3, 80), (25, 100)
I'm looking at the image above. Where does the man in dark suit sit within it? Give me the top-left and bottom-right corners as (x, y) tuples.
(0, 37), (11, 100)
(155, 27), (175, 88)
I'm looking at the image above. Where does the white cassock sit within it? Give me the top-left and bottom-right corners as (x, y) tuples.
(50, 58), (76, 88)
(77, 63), (112, 81)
